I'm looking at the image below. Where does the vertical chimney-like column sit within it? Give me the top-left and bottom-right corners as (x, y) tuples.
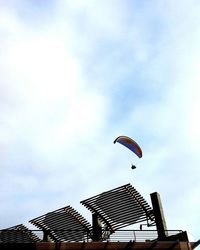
(150, 192), (168, 240)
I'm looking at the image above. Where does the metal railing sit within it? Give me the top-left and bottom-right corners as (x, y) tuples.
(0, 229), (183, 243)
(107, 230), (183, 242)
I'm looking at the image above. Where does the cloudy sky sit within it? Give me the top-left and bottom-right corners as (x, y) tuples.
(0, 0), (200, 243)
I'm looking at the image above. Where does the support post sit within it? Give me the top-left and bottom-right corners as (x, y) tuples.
(92, 213), (102, 241)
(42, 230), (51, 242)
(150, 192), (168, 240)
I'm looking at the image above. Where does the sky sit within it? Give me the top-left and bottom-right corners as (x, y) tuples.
(0, 0), (200, 244)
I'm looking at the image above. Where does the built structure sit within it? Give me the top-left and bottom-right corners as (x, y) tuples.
(0, 183), (199, 250)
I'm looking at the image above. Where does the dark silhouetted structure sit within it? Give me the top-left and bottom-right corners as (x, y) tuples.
(0, 183), (199, 250)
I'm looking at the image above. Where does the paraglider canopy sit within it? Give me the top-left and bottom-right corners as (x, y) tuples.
(113, 135), (142, 158)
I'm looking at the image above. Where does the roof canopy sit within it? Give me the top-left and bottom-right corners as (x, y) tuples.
(81, 183), (155, 232)
(29, 205), (92, 242)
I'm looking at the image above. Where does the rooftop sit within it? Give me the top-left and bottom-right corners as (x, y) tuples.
(0, 183), (199, 250)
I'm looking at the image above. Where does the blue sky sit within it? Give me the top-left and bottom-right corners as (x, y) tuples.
(0, 0), (200, 244)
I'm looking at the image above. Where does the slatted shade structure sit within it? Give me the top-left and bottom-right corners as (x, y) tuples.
(0, 224), (41, 243)
(81, 183), (155, 232)
(29, 206), (92, 242)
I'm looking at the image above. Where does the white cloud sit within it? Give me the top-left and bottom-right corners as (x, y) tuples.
(0, 0), (200, 243)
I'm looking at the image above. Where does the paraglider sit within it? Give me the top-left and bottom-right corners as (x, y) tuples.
(113, 135), (142, 159)
(131, 164), (136, 169)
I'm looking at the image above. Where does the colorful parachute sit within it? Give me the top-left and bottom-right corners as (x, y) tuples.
(113, 135), (142, 158)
